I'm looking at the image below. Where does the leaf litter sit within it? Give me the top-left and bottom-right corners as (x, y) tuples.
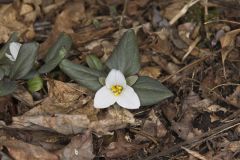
(1, 0), (240, 159)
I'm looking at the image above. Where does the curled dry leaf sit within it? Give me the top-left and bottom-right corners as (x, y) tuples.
(2, 108), (136, 135)
(163, 0), (187, 20)
(228, 141), (240, 152)
(90, 107), (136, 135)
(13, 86), (34, 107)
(127, 0), (150, 16)
(24, 80), (93, 116)
(103, 131), (144, 158)
(139, 66), (161, 79)
(56, 131), (95, 160)
(0, 137), (58, 160)
(171, 91), (201, 140)
(10, 114), (90, 135)
(226, 86), (240, 107)
(135, 110), (167, 142)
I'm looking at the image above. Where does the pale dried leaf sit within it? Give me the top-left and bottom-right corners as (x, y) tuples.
(139, 66), (161, 79)
(103, 132), (143, 158)
(0, 138), (58, 160)
(90, 107), (136, 135)
(0, 4), (35, 43)
(10, 114), (90, 135)
(56, 131), (95, 160)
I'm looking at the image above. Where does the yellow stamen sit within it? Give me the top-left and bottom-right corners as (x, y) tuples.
(111, 85), (123, 96)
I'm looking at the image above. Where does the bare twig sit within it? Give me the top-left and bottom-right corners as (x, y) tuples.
(182, 36), (201, 62)
(161, 54), (211, 83)
(144, 116), (240, 160)
(170, 0), (200, 25)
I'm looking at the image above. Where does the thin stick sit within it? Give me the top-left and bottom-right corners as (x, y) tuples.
(170, 0), (200, 25)
(144, 116), (240, 160)
(161, 55), (211, 83)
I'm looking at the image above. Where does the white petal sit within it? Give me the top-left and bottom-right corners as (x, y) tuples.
(94, 86), (116, 108)
(116, 85), (140, 109)
(5, 53), (15, 61)
(105, 69), (126, 88)
(9, 42), (22, 61)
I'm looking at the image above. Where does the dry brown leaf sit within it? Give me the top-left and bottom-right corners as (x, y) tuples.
(145, 110), (167, 138)
(148, 32), (173, 55)
(9, 114), (90, 135)
(171, 91), (201, 140)
(127, 0), (150, 16)
(139, 66), (161, 79)
(103, 131), (143, 158)
(0, 4), (35, 43)
(2, 108), (136, 135)
(182, 147), (207, 160)
(23, 80), (93, 116)
(13, 86), (34, 107)
(0, 137), (58, 160)
(220, 28), (240, 48)
(40, 1), (116, 59)
(90, 107), (135, 135)
(39, 1), (86, 59)
(20, 4), (33, 15)
(226, 86), (240, 107)
(56, 131), (94, 160)
(135, 110), (167, 142)
(163, 0), (187, 20)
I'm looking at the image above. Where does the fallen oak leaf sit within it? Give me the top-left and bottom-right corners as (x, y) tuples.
(56, 131), (95, 160)
(0, 137), (58, 160)
(8, 114), (90, 135)
(102, 131), (144, 158)
(89, 107), (136, 135)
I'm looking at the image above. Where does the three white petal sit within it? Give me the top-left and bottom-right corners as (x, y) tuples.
(5, 42), (22, 61)
(94, 69), (140, 109)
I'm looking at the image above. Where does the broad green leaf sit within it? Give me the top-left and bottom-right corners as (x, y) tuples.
(10, 42), (39, 79)
(27, 74), (43, 92)
(0, 80), (17, 96)
(0, 68), (4, 80)
(59, 59), (104, 91)
(38, 47), (67, 73)
(86, 55), (104, 71)
(39, 33), (72, 74)
(21, 69), (38, 80)
(0, 65), (11, 78)
(106, 29), (140, 76)
(132, 76), (173, 106)
(126, 75), (138, 86)
(0, 32), (19, 61)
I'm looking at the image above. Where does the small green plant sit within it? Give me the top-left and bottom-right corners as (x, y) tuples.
(59, 29), (173, 109)
(0, 32), (72, 96)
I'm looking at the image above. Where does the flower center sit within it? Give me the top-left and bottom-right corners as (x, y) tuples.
(111, 85), (123, 96)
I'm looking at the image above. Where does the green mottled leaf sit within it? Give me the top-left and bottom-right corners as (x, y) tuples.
(132, 76), (173, 106)
(10, 42), (39, 79)
(106, 29), (140, 76)
(86, 55), (103, 71)
(38, 33), (72, 73)
(27, 74), (43, 92)
(0, 80), (17, 96)
(59, 59), (104, 91)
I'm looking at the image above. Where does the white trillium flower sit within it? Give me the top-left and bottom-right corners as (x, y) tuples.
(94, 69), (140, 109)
(5, 42), (22, 61)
